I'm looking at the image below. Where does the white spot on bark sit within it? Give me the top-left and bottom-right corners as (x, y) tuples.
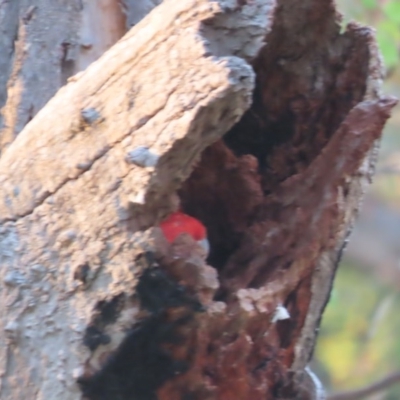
(130, 190), (146, 205)
(72, 366), (84, 379)
(272, 304), (290, 323)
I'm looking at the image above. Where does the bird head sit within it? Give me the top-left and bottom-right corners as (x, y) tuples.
(159, 211), (209, 256)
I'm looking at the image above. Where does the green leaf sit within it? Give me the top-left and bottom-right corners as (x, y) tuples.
(383, 1), (400, 24)
(361, 0), (377, 10)
(378, 37), (399, 69)
(376, 20), (400, 69)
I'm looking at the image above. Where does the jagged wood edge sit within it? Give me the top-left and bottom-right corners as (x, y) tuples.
(292, 23), (392, 373)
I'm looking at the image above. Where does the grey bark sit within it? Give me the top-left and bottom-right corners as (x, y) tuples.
(0, 0), (396, 399)
(0, 0), (272, 398)
(0, 0), (81, 152)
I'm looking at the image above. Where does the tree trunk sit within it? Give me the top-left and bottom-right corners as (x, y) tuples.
(0, 0), (396, 399)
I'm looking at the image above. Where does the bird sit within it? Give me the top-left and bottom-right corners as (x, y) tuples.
(159, 211), (210, 256)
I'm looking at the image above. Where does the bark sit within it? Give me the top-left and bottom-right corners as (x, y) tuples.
(0, 0), (396, 400)
(0, 0), (81, 151)
(0, 0), (150, 153)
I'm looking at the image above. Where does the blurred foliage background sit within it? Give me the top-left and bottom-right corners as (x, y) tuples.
(314, 1), (400, 398)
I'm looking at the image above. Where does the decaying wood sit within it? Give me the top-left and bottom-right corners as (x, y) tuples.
(0, 0), (396, 399)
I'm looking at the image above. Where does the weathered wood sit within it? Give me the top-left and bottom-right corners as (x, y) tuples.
(177, 3), (397, 396)
(0, 0), (147, 153)
(0, 0), (397, 399)
(0, 0), (81, 151)
(0, 0), (273, 399)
